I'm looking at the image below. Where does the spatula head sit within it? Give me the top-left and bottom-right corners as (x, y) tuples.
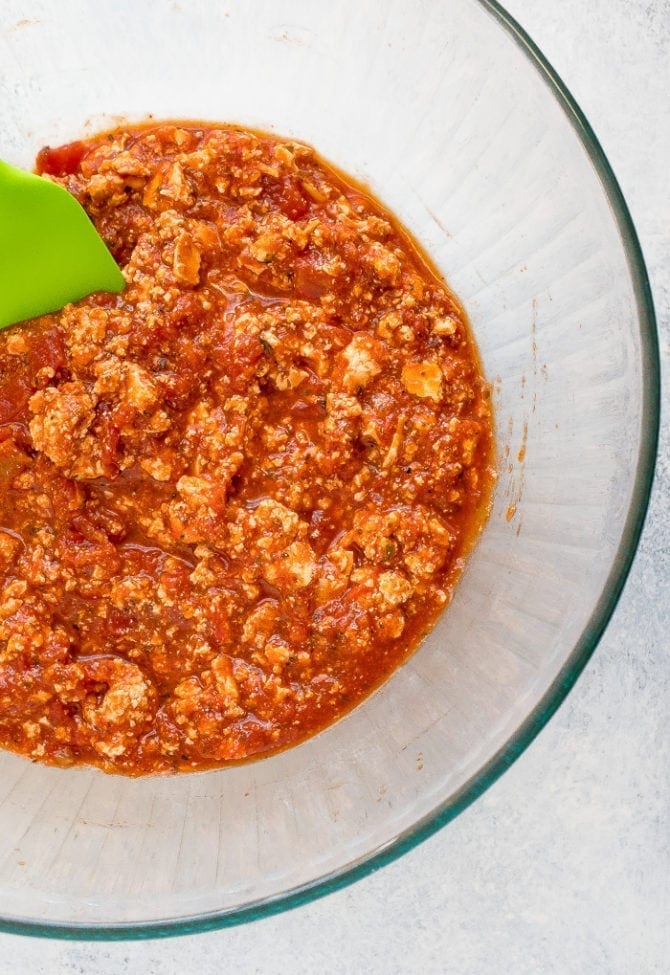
(0, 159), (125, 330)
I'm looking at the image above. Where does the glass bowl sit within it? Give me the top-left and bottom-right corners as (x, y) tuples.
(0, 0), (659, 938)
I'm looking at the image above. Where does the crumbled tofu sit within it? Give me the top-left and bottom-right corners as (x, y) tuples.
(378, 571), (413, 608)
(29, 382), (99, 476)
(401, 360), (443, 401)
(366, 241), (401, 284)
(173, 231), (201, 285)
(340, 334), (383, 392)
(432, 315), (458, 336)
(264, 540), (315, 590)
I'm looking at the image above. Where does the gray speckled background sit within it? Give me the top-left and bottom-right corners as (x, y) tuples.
(1, 1), (668, 971)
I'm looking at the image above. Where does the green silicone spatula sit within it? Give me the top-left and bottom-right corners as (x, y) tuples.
(0, 159), (125, 330)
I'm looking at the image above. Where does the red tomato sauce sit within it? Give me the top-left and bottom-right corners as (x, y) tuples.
(0, 123), (494, 774)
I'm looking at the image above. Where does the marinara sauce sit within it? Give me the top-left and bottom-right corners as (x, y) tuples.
(0, 123), (494, 774)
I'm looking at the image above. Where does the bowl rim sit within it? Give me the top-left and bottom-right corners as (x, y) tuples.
(1, 0), (660, 941)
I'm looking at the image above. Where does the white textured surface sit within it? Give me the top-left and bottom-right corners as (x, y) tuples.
(1, 0), (668, 970)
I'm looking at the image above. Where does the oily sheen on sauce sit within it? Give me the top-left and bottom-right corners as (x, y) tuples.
(0, 123), (494, 774)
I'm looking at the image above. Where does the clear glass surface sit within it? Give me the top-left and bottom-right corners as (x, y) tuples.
(0, 0), (659, 938)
